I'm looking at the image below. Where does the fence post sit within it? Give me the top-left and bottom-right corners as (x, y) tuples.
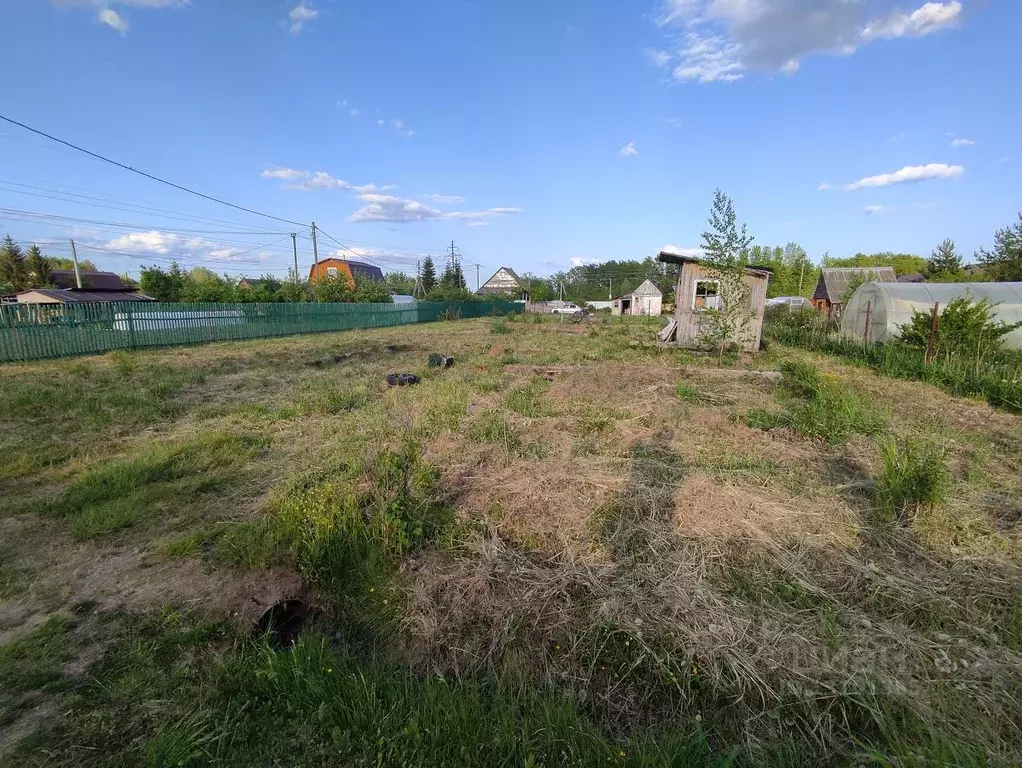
(127, 303), (138, 350)
(863, 300), (872, 344)
(925, 302), (939, 365)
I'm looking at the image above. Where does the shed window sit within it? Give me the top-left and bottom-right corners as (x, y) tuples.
(327, 267), (339, 277)
(693, 280), (720, 310)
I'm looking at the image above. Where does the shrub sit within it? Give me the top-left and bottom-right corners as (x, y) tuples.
(490, 317), (511, 335)
(900, 297), (1022, 363)
(874, 437), (951, 526)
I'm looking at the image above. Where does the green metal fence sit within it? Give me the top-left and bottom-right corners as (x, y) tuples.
(0, 300), (520, 363)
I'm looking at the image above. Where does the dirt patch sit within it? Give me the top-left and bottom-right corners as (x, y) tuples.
(673, 475), (857, 544)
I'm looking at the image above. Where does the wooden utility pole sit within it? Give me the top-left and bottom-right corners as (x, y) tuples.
(290, 233), (298, 282)
(69, 239), (82, 288)
(311, 222), (319, 267)
(925, 302), (940, 364)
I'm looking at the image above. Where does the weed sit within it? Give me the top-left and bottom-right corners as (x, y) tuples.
(743, 360), (886, 443)
(874, 437), (951, 526)
(502, 377), (551, 417)
(490, 317), (512, 335)
(676, 382), (701, 401)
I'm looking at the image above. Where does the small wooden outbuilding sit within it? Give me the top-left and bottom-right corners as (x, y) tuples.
(657, 251), (771, 352)
(612, 279), (663, 316)
(811, 267), (896, 316)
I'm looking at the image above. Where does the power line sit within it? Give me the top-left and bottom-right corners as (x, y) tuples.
(0, 114), (305, 227)
(0, 207), (290, 238)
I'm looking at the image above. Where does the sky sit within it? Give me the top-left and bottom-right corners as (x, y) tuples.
(0, 0), (1019, 284)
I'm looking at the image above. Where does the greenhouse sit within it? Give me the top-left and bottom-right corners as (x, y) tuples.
(841, 282), (1022, 350)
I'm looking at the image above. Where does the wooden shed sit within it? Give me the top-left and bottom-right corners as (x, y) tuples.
(657, 251), (771, 352)
(811, 267), (896, 316)
(611, 279), (663, 316)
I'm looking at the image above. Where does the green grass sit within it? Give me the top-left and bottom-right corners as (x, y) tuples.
(502, 377), (552, 417)
(743, 360), (887, 444)
(51, 432), (268, 539)
(874, 437), (951, 526)
(0, 616), (74, 699)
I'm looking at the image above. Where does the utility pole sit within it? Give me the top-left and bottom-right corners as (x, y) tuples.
(608, 278), (612, 300)
(475, 263), (480, 292)
(311, 222), (319, 268)
(69, 239), (82, 289)
(413, 259), (424, 299)
(798, 260), (806, 295)
(290, 233), (299, 283)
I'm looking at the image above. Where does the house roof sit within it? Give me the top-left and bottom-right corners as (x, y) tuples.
(477, 267), (523, 294)
(625, 279), (663, 298)
(51, 270), (130, 291)
(657, 251), (772, 277)
(313, 258), (385, 282)
(18, 289), (155, 304)
(813, 267), (897, 303)
(897, 273), (926, 283)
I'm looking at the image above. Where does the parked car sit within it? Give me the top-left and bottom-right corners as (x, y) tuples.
(550, 302), (583, 315)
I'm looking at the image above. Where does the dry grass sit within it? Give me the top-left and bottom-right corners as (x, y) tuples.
(2, 315), (1022, 764)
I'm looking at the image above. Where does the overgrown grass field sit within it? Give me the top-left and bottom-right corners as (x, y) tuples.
(1, 313), (1021, 766)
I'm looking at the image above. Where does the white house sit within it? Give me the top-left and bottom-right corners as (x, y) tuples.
(611, 279), (663, 316)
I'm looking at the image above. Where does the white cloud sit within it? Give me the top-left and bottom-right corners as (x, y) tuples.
(260, 166), (308, 181)
(571, 256), (600, 267)
(105, 231), (257, 262)
(422, 194), (466, 203)
(655, 0), (963, 84)
(392, 119), (415, 138)
(997, 156), (1010, 164)
(645, 48), (672, 67)
(466, 222), (490, 228)
(376, 119), (385, 127)
(619, 141), (638, 156)
(661, 244), (704, 258)
(950, 137), (975, 147)
(348, 193), (520, 225)
(97, 8), (128, 32)
(260, 167), (389, 193)
(889, 132), (906, 143)
(349, 108), (360, 117)
(860, 1), (963, 41)
(864, 205), (891, 215)
(661, 117), (683, 127)
(288, 3), (317, 35)
(843, 163), (964, 190)
(817, 182), (834, 191)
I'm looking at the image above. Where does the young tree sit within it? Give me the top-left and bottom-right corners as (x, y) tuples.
(977, 213), (1022, 281)
(927, 238), (963, 279)
(0, 234), (29, 292)
(420, 256), (437, 292)
(900, 298), (1022, 363)
(139, 262), (187, 302)
(698, 189), (756, 360)
(25, 244), (53, 287)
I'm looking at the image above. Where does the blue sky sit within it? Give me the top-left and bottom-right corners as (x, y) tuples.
(1, 0), (1019, 282)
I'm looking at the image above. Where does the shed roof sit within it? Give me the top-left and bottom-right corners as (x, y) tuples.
(813, 267), (896, 303)
(629, 279), (663, 297)
(656, 251), (772, 277)
(17, 289), (155, 304)
(51, 270), (130, 291)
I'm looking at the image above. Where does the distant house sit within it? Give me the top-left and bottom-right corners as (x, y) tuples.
(657, 251), (771, 353)
(897, 273), (926, 284)
(309, 258), (384, 285)
(16, 270), (154, 304)
(477, 267), (526, 298)
(812, 267), (896, 315)
(611, 280), (663, 316)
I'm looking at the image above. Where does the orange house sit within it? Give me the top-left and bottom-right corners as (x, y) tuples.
(309, 258), (384, 286)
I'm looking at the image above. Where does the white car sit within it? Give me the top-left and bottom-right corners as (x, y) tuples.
(550, 302), (583, 315)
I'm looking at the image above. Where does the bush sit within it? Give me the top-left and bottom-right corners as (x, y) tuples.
(900, 297), (1022, 362)
(874, 438), (950, 526)
(490, 317), (511, 335)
